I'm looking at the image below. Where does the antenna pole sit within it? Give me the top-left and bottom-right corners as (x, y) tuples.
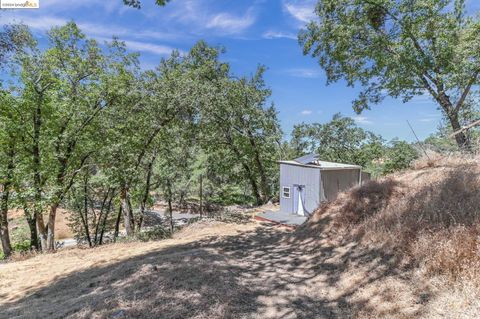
(407, 120), (431, 161)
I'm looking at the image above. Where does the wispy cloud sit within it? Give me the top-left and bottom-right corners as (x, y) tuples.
(283, 0), (317, 23)
(285, 68), (322, 78)
(122, 40), (181, 56)
(3, 15), (181, 41)
(410, 92), (434, 104)
(3, 15), (181, 56)
(418, 113), (441, 123)
(206, 10), (256, 34)
(353, 115), (373, 125)
(166, 0), (257, 35)
(3, 15), (67, 31)
(301, 110), (313, 115)
(262, 30), (297, 40)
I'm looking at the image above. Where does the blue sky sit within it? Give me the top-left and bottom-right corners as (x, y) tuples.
(3, 0), (479, 141)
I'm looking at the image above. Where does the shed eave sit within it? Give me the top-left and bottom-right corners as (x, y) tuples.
(278, 160), (362, 170)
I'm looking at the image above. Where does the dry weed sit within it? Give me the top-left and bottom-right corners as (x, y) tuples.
(300, 154), (480, 283)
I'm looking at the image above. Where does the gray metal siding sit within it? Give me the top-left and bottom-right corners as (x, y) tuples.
(320, 169), (361, 201)
(279, 164), (321, 214)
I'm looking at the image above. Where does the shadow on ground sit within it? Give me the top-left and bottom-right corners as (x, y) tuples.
(0, 217), (432, 319)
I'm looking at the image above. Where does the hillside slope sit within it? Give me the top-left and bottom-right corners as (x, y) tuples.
(1, 157), (479, 318)
(296, 155), (480, 318)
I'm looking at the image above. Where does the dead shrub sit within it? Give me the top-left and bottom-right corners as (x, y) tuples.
(299, 154), (480, 283)
(412, 226), (480, 282)
(335, 178), (404, 227)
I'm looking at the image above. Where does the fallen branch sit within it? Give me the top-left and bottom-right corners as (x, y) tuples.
(450, 119), (480, 137)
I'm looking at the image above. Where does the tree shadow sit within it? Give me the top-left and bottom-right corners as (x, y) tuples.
(2, 219), (432, 319)
(8, 165), (475, 319)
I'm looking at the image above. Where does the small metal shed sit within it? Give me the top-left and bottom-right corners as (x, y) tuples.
(279, 154), (363, 216)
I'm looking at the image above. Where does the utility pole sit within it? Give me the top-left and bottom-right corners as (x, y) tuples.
(407, 120), (431, 161)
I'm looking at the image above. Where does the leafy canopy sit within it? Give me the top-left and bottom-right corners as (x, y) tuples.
(300, 0), (480, 148)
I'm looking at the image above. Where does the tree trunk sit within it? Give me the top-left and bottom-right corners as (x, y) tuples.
(437, 94), (471, 150)
(199, 174), (203, 219)
(226, 135), (262, 205)
(448, 113), (470, 150)
(241, 162), (262, 205)
(99, 191), (114, 245)
(0, 142), (15, 257)
(36, 213), (47, 251)
(138, 157), (155, 231)
(79, 178), (92, 247)
(94, 189), (110, 245)
(0, 193), (12, 257)
(24, 206), (39, 250)
(247, 130), (270, 203)
(33, 94), (47, 251)
(167, 179), (174, 233)
(120, 187), (134, 236)
(114, 204), (122, 243)
(46, 204), (58, 251)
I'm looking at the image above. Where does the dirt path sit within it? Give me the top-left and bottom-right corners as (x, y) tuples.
(0, 222), (428, 318)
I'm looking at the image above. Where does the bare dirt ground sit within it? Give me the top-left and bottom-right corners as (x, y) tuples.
(7, 208), (74, 241)
(0, 218), (457, 319)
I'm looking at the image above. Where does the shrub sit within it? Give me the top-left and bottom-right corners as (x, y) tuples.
(136, 226), (172, 242)
(13, 240), (32, 253)
(382, 140), (418, 174)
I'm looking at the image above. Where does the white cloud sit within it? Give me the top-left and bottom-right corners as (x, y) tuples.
(285, 68), (322, 78)
(262, 30), (297, 40)
(353, 115), (373, 125)
(206, 10), (256, 34)
(418, 113), (441, 123)
(409, 92), (434, 104)
(2, 15), (68, 31)
(122, 40), (181, 56)
(166, 0), (256, 35)
(78, 22), (181, 41)
(3, 15), (181, 56)
(3, 15), (181, 41)
(301, 110), (313, 115)
(283, 0), (317, 23)
(419, 118), (434, 122)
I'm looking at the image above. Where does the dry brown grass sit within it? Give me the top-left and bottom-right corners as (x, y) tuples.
(297, 154), (480, 317)
(7, 208), (74, 240)
(2, 159), (479, 318)
(54, 208), (75, 239)
(1, 218), (426, 319)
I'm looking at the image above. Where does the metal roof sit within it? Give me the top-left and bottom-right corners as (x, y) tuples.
(293, 153), (319, 165)
(278, 154), (361, 170)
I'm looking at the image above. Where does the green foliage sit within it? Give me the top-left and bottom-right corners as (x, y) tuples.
(290, 114), (419, 176)
(0, 23), (34, 68)
(291, 113), (386, 170)
(0, 20), (423, 254)
(13, 239), (31, 252)
(300, 0), (480, 148)
(382, 140), (419, 174)
(0, 22), (283, 246)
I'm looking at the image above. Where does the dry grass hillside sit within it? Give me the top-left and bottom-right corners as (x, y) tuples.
(296, 154), (480, 317)
(1, 155), (479, 318)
